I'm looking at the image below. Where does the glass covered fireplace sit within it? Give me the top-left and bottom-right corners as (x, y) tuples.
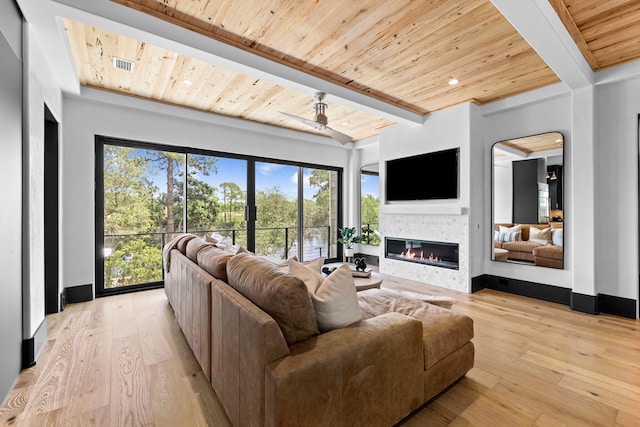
(385, 237), (459, 270)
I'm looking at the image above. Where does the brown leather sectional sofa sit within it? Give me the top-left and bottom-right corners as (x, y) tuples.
(494, 223), (564, 269)
(163, 234), (474, 426)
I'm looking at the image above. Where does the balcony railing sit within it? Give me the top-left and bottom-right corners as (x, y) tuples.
(103, 225), (334, 288)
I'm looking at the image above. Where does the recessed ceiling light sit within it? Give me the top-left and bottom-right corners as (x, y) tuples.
(182, 79), (193, 86)
(448, 78), (459, 86)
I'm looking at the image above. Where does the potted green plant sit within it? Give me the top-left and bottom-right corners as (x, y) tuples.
(338, 227), (361, 259)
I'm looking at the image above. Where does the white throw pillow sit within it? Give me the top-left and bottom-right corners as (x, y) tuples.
(289, 261), (361, 332)
(499, 224), (522, 234)
(311, 264), (362, 332)
(529, 227), (552, 245)
(551, 228), (564, 246)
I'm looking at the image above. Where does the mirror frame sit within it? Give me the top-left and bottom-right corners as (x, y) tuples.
(491, 132), (565, 269)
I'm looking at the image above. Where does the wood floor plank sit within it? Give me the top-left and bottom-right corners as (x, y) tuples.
(109, 335), (154, 426)
(2, 277), (639, 426)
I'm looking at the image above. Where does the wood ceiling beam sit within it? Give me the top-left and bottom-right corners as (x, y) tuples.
(547, 0), (600, 70)
(49, 0), (424, 126)
(490, 0), (594, 90)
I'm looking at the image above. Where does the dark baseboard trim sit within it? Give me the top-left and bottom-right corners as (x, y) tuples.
(63, 284), (93, 309)
(570, 292), (598, 315)
(472, 274), (638, 319)
(598, 294), (637, 319)
(471, 274), (570, 305)
(22, 318), (48, 369)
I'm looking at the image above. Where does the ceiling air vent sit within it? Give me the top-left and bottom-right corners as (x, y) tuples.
(113, 57), (134, 73)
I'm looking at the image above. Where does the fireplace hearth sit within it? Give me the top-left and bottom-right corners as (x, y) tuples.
(385, 237), (459, 270)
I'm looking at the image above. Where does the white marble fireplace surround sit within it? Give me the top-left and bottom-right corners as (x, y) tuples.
(379, 212), (470, 292)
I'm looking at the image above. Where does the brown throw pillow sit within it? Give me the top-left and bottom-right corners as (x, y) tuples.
(185, 238), (213, 262)
(197, 246), (233, 282)
(226, 252), (319, 345)
(176, 234), (197, 253)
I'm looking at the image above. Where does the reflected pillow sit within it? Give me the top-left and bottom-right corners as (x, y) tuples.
(499, 224), (522, 234)
(552, 228), (564, 246)
(529, 227), (552, 245)
(494, 230), (521, 242)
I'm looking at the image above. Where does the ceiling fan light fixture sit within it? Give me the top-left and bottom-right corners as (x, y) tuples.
(280, 92), (353, 145)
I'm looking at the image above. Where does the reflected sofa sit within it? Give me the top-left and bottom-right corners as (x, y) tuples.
(163, 234), (474, 426)
(494, 223), (563, 268)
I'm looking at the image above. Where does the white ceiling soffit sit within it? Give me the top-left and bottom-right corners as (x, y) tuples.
(490, 0), (594, 90)
(47, 0), (424, 127)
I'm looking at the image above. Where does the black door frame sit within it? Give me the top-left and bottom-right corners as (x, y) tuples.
(44, 105), (59, 314)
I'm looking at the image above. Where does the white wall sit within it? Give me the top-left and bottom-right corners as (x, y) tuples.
(596, 77), (640, 302)
(0, 0), (24, 403)
(482, 93), (573, 288)
(493, 160), (513, 223)
(61, 90), (350, 290)
(378, 103), (476, 292)
(23, 24), (62, 338)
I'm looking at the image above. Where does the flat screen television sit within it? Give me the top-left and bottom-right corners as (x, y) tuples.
(385, 148), (459, 201)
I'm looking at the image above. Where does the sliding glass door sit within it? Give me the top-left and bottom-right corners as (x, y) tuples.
(101, 144), (184, 291)
(185, 155), (248, 248)
(302, 168), (338, 261)
(97, 137), (342, 295)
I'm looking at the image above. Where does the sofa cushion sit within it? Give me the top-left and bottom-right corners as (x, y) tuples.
(226, 252), (319, 345)
(197, 245), (233, 282)
(289, 260), (361, 332)
(501, 240), (542, 253)
(358, 289), (473, 369)
(176, 234), (197, 253)
(185, 237), (214, 262)
(533, 245), (563, 260)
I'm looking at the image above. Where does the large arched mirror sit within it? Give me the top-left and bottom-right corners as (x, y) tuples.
(492, 132), (564, 269)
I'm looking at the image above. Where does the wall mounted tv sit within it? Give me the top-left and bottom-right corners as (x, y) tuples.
(385, 148), (459, 201)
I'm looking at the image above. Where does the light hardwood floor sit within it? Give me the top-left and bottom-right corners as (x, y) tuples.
(1, 275), (639, 426)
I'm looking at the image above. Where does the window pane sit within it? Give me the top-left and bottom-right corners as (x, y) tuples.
(302, 168), (338, 261)
(103, 146), (184, 288)
(361, 172), (380, 245)
(186, 155), (247, 248)
(255, 162), (298, 261)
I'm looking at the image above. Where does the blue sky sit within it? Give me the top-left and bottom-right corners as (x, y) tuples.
(361, 173), (379, 198)
(132, 148), (347, 201)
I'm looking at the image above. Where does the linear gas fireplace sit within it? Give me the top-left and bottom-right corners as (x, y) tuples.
(385, 238), (459, 270)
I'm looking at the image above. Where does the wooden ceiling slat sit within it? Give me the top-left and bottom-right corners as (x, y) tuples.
(109, 0), (559, 117)
(64, 18), (393, 141)
(557, 0), (640, 70)
(66, 0), (640, 140)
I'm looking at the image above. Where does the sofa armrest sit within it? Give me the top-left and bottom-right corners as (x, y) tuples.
(265, 312), (424, 427)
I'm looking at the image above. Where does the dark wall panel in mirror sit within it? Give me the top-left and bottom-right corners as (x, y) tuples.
(492, 132), (564, 269)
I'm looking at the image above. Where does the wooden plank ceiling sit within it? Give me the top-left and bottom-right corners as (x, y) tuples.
(497, 132), (563, 155)
(64, 0), (572, 141)
(549, 0), (640, 71)
(64, 19), (394, 141)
